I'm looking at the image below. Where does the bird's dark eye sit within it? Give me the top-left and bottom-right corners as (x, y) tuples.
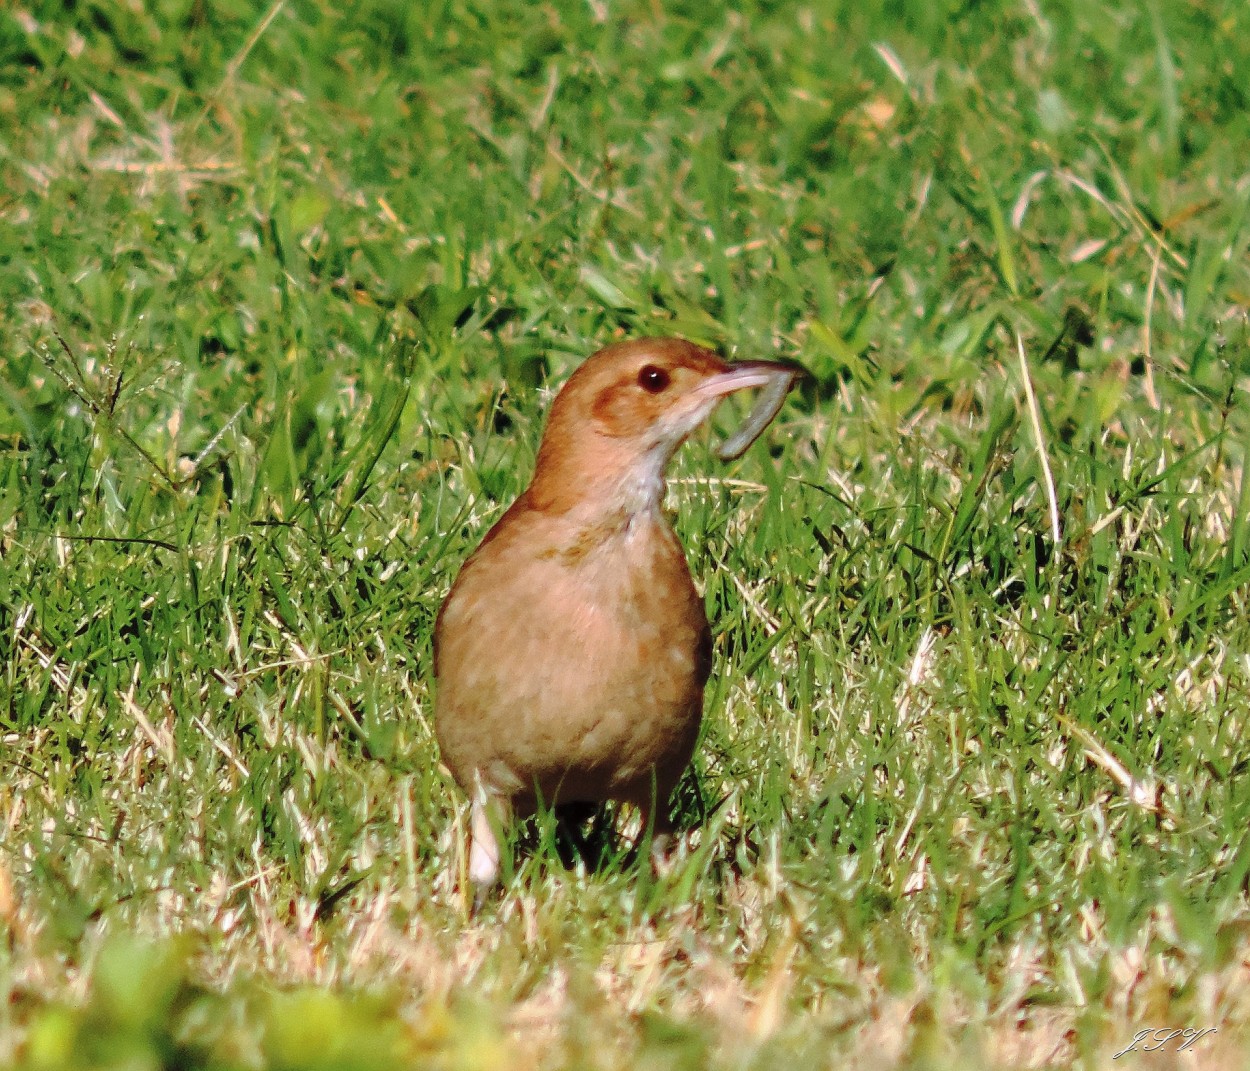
(638, 365), (670, 393)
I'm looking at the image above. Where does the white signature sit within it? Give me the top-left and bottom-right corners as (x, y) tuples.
(1113, 1027), (1217, 1059)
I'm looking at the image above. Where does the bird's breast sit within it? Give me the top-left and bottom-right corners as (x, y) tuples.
(434, 507), (710, 805)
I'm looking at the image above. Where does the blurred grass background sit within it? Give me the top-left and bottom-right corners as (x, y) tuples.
(3, 0), (1250, 1067)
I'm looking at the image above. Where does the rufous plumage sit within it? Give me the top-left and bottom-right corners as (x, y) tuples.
(434, 337), (800, 899)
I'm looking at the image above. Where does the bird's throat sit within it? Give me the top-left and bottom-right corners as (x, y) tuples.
(529, 439), (673, 521)
(527, 450), (674, 566)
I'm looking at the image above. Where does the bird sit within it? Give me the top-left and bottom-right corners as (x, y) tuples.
(433, 337), (801, 901)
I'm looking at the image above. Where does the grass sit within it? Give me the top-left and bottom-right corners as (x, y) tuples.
(3, 0), (1250, 1067)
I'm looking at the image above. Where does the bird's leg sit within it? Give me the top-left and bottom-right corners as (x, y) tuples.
(635, 779), (679, 877)
(468, 798), (500, 887)
(645, 810), (678, 877)
(468, 778), (508, 909)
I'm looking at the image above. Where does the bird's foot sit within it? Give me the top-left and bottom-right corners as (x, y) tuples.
(649, 829), (678, 878)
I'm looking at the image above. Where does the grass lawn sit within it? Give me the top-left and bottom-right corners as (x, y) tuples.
(3, 0), (1250, 1067)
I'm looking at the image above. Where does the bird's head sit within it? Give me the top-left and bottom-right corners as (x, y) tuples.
(526, 338), (802, 517)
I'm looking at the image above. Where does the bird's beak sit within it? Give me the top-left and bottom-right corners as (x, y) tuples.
(693, 360), (806, 460)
